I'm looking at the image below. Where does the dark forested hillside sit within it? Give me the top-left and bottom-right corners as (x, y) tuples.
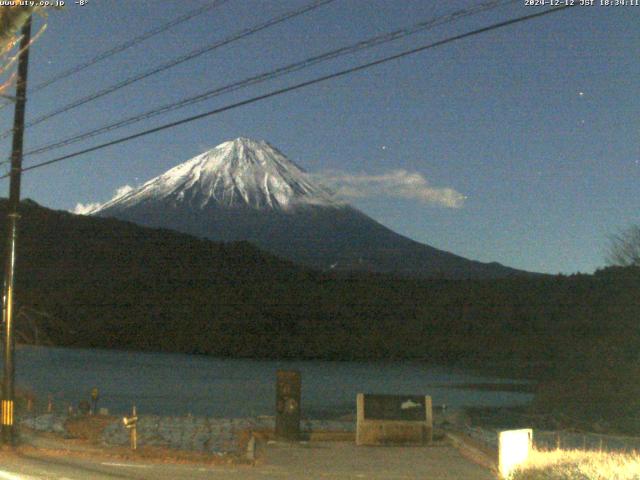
(1, 200), (638, 383)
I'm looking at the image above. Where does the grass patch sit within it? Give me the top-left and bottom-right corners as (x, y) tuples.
(511, 448), (640, 479)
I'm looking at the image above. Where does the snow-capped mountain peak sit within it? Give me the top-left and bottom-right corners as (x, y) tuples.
(94, 137), (336, 213)
(88, 138), (530, 279)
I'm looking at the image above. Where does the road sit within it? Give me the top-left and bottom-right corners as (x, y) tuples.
(0, 440), (496, 479)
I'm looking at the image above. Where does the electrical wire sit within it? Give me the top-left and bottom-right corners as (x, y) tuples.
(0, 5), (573, 181)
(32, 0), (229, 93)
(0, 0), (336, 140)
(20, 0), (519, 161)
(0, 0), (230, 111)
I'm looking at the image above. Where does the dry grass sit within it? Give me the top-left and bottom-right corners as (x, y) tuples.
(511, 448), (640, 480)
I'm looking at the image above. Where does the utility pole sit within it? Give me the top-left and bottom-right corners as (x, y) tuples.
(2, 16), (32, 445)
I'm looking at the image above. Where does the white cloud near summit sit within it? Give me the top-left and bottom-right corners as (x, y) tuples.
(73, 184), (134, 215)
(72, 202), (102, 215)
(112, 184), (134, 198)
(309, 169), (466, 208)
(72, 171), (465, 214)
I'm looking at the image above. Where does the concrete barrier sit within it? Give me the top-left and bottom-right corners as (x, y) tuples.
(498, 428), (532, 479)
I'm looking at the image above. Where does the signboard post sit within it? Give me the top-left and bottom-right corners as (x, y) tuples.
(275, 370), (301, 440)
(123, 405), (138, 451)
(356, 393), (433, 446)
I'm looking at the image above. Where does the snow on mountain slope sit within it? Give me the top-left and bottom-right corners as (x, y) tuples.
(94, 138), (337, 214)
(92, 137), (533, 279)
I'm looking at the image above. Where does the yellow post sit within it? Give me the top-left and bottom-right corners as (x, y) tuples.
(130, 405), (137, 451)
(123, 404), (138, 451)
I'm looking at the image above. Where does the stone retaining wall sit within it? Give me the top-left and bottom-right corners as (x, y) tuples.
(20, 414), (354, 454)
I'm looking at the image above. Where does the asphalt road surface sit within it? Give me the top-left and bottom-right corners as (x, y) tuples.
(0, 440), (496, 479)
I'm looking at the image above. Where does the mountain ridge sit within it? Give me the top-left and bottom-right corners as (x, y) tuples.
(93, 138), (537, 279)
(94, 137), (337, 213)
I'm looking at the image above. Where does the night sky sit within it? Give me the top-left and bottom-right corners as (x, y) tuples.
(0, 0), (637, 274)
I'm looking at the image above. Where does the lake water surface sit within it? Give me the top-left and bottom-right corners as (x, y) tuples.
(13, 345), (532, 418)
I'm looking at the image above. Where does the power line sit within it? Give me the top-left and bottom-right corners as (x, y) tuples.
(0, 0), (336, 141)
(20, 0), (519, 161)
(0, 5), (573, 181)
(0, 0), (229, 111)
(33, 0), (229, 93)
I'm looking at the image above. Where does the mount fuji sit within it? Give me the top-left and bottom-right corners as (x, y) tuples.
(92, 138), (529, 279)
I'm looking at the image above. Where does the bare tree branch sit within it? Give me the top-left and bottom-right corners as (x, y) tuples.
(0, 6), (37, 50)
(606, 225), (640, 267)
(0, 6), (52, 98)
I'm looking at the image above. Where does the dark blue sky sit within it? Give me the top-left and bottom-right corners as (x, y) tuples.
(1, 0), (638, 274)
